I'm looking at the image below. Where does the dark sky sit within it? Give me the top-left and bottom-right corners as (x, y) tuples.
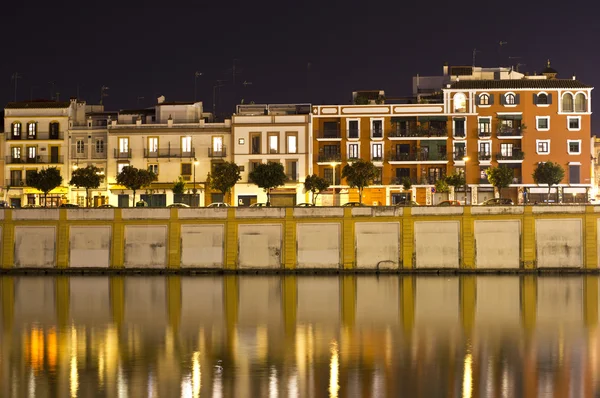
(2, 0), (599, 127)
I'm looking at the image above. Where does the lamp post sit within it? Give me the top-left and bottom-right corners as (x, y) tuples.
(330, 161), (341, 206)
(193, 158), (199, 207)
(72, 163), (79, 207)
(462, 156), (469, 205)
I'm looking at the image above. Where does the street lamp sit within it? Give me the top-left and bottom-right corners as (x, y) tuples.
(462, 156), (469, 205)
(193, 158), (199, 206)
(330, 161), (341, 206)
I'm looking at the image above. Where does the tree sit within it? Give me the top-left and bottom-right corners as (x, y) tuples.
(341, 159), (379, 204)
(248, 162), (287, 205)
(445, 172), (466, 192)
(69, 165), (104, 207)
(304, 174), (330, 205)
(486, 166), (514, 198)
(116, 166), (157, 205)
(532, 161), (565, 203)
(402, 177), (412, 192)
(172, 176), (186, 195)
(210, 162), (241, 205)
(26, 167), (63, 207)
(434, 178), (450, 193)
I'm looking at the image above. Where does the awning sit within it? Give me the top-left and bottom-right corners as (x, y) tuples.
(453, 117), (466, 121)
(497, 114), (522, 120)
(418, 116), (448, 122)
(391, 117), (417, 123)
(23, 186), (69, 195)
(109, 184), (128, 191)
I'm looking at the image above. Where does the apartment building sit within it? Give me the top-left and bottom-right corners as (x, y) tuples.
(106, 97), (229, 207)
(3, 99), (78, 207)
(232, 104), (311, 206)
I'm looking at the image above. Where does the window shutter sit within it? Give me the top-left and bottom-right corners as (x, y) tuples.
(515, 94), (520, 104)
(533, 94), (538, 104)
(489, 94), (494, 105)
(500, 95), (506, 105)
(547, 94), (553, 104)
(475, 95), (480, 106)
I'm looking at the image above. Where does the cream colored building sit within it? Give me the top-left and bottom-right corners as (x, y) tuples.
(231, 104), (311, 206)
(106, 97), (230, 207)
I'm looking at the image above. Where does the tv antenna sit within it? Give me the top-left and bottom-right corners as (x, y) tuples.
(100, 86), (109, 105)
(472, 49), (481, 66)
(11, 72), (22, 101)
(242, 80), (252, 87)
(48, 81), (56, 100)
(212, 80), (227, 119)
(194, 71), (203, 101)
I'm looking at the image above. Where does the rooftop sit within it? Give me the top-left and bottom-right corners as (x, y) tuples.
(5, 100), (71, 109)
(448, 79), (592, 90)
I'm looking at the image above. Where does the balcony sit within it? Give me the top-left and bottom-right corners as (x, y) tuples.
(496, 151), (525, 162)
(7, 131), (64, 140)
(478, 130), (492, 138)
(317, 153), (342, 163)
(208, 147), (227, 158)
(478, 152), (492, 162)
(5, 156), (64, 164)
(453, 129), (466, 138)
(389, 126), (448, 140)
(371, 154), (384, 162)
(6, 179), (25, 187)
(387, 152), (447, 163)
(114, 149), (132, 159)
(92, 150), (107, 159)
(390, 176), (418, 185)
(315, 129), (341, 141)
(371, 129), (384, 139)
(497, 126), (523, 138)
(144, 148), (196, 158)
(453, 151), (466, 161)
(348, 129), (359, 139)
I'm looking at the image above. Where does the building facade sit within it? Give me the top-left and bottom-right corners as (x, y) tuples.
(232, 104), (311, 206)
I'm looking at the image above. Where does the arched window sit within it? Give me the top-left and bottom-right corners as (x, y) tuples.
(11, 122), (21, 138)
(575, 93), (587, 112)
(562, 93), (574, 112)
(479, 94), (489, 105)
(537, 93), (548, 105)
(453, 93), (466, 113)
(505, 93), (516, 105)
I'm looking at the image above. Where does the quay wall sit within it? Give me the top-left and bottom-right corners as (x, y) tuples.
(0, 205), (599, 271)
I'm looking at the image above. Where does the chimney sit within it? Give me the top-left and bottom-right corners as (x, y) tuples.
(443, 62), (449, 76)
(573, 74), (576, 80)
(157, 95), (166, 104)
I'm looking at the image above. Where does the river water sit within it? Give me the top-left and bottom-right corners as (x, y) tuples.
(0, 275), (598, 397)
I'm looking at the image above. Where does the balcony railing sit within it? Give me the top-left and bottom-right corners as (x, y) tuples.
(371, 155), (384, 162)
(286, 173), (298, 182)
(388, 152), (419, 162)
(371, 129), (384, 138)
(114, 149), (132, 159)
(7, 132), (64, 140)
(497, 126), (523, 137)
(348, 130), (359, 139)
(496, 151), (524, 160)
(389, 126), (448, 138)
(478, 152), (492, 161)
(453, 130), (466, 138)
(5, 156), (64, 164)
(390, 177), (418, 185)
(317, 153), (342, 163)
(208, 147), (227, 158)
(453, 151), (466, 161)
(478, 130), (492, 138)
(92, 150), (107, 159)
(144, 148), (196, 158)
(315, 130), (341, 139)
(6, 179), (25, 187)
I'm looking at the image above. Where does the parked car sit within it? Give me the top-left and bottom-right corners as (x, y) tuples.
(60, 203), (80, 208)
(99, 204), (115, 208)
(21, 204), (40, 208)
(395, 201), (420, 206)
(250, 202), (270, 207)
(481, 198), (514, 206)
(0, 200), (12, 208)
(135, 200), (149, 207)
(296, 203), (315, 207)
(207, 202), (230, 208)
(168, 203), (190, 208)
(342, 202), (366, 207)
(438, 200), (462, 206)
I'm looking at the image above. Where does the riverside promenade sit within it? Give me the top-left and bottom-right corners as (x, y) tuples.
(0, 205), (597, 273)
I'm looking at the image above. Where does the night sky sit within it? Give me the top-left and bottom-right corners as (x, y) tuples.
(2, 0), (599, 129)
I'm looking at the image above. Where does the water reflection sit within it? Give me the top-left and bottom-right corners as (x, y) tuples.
(0, 275), (599, 397)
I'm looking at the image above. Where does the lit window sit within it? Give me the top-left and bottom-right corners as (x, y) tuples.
(181, 137), (192, 153)
(536, 140), (550, 154)
(501, 143), (513, 156)
(148, 137), (158, 153)
(117, 163), (129, 174)
(28, 122), (37, 137)
(287, 135), (297, 154)
(12, 122), (21, 137)
(76, 140), (85, 154)
(453, 93), (466, 113)
(27, 147), (37, 159)
(372, 143), (383, 161)
(268, 134), (279, 154)
(505, 94), (516, 105)
(119, 138), (129, 153)
(213, 136), (223, 152)
(479, 94), (489, 105)
(11, 147), (21, 159)
(348, 144), (359, 160)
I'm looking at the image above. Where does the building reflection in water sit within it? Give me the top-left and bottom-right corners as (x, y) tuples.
(0, 275), (599, 397)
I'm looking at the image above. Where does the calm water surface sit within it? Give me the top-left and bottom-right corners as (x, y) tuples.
(0, 275), (599, 397)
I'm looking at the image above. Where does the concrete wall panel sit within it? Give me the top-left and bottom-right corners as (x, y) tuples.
(181, 224), (224, 268)
(122, 208), (171, 220)
(414, 221), (460, 268)
(178, 208), (228, 219)
(124, 225), (168, 268)
(355, 222), (400, 269)
(474, 220), (521, 268)
(238, 224), (282, 268)
(297, 223), (341, 268)
(471, 206), (524, 215)
(533, 205), (585, 214)
(412, 207), (463, 216)
(293, 207), (343, 218)
(67, 209), (114, 220)
(536, 219), (582, 268)
(12, 209), (59, 220)
(236, 208), (285, 219)
(69, 226), (111, 268)
(14, 226), (56, 268)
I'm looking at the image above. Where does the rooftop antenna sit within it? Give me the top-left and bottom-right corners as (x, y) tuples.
(498, 41), (508, 66)
(242, 80), (252, 87)
(472, 49), (481, 67)
(194, 71), (202, 101)
(55, 92), (60, 101)
(100, 86), (109, 105)
(515, 63), (526, 73)
(11, 72), (22, 101)
(212, 80), (227, 120)
(48, 81), (56, 100)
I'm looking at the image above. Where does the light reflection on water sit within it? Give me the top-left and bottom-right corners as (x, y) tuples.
(0, 275), (599, 397)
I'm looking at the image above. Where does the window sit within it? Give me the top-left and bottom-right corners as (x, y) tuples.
(372, 143), (383, 161)
(11, 147), (21, 159)
(569, 164), (580, 184)
(117, 163), (129, 174)
(479, 94), (490, 105)
(27, 122), (37, 138)
(562, 93), (574, 112)
(119, 138), (129, 153)
(268, 133), (279, 154)
(76, 139), (85, 154)
(501, 143), (513, 156)
(453, 93), (466, 113)
(27, 147), (37, 159)
(371, 119), (383, 138)
(148, 164), (159, 175)
(479, 142), (491, 156)
(323, 121), (339, 138)
(148, 137), (158, 153)
(504, 93), (516, 105)
(49, 122), (59, 138)
(181, 163), (192, 175)
(95, 139), (105, 153)
(181, 136), (192, 153)
(568, 117), (580, 131)
(323, 168), (333, 184)
(12, 122), (21, 138)
(537, 93), (548, 105)
(453, 142), (465, 160)
(536, 116), (550, 131)
(348, 144), (359, 160)
(575, 93), (587, 112)
(567, 140), (581, 154)
(250, 132), (261, 154)
(478, 118), (491, 136)
(348, 120), (359, 139)
(374, 167), (383, 184)
(453, 118), (466, 137)
(286, 160), (298, 181)
(536, 140), (550, 154)
(286, 133), (297, 154)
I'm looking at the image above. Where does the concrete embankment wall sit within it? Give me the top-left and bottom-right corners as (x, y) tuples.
(0, 205), (599, 272)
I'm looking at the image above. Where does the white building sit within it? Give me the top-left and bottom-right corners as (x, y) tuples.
(3, 99), (79, 207)
(232, 104), (311, 206)
(106, 97), (230, 207)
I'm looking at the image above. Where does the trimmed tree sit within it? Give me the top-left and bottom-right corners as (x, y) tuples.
(209, 162), (242, 205)
(304, 174), (330, 205)
(434, 178), (450, 193)
(486, 166), (514, 198)
(116, 166), (157, 206)
(532, 161), (565, 203)
(26, 167), (63, 207)
(341, 159), (379, 204)
(172, 176), (186, 195)
(69, 165), (104, 207)
(248, 162), (287, 205)
(402, 177), (412, 192)
(445, 172), (466, 202)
